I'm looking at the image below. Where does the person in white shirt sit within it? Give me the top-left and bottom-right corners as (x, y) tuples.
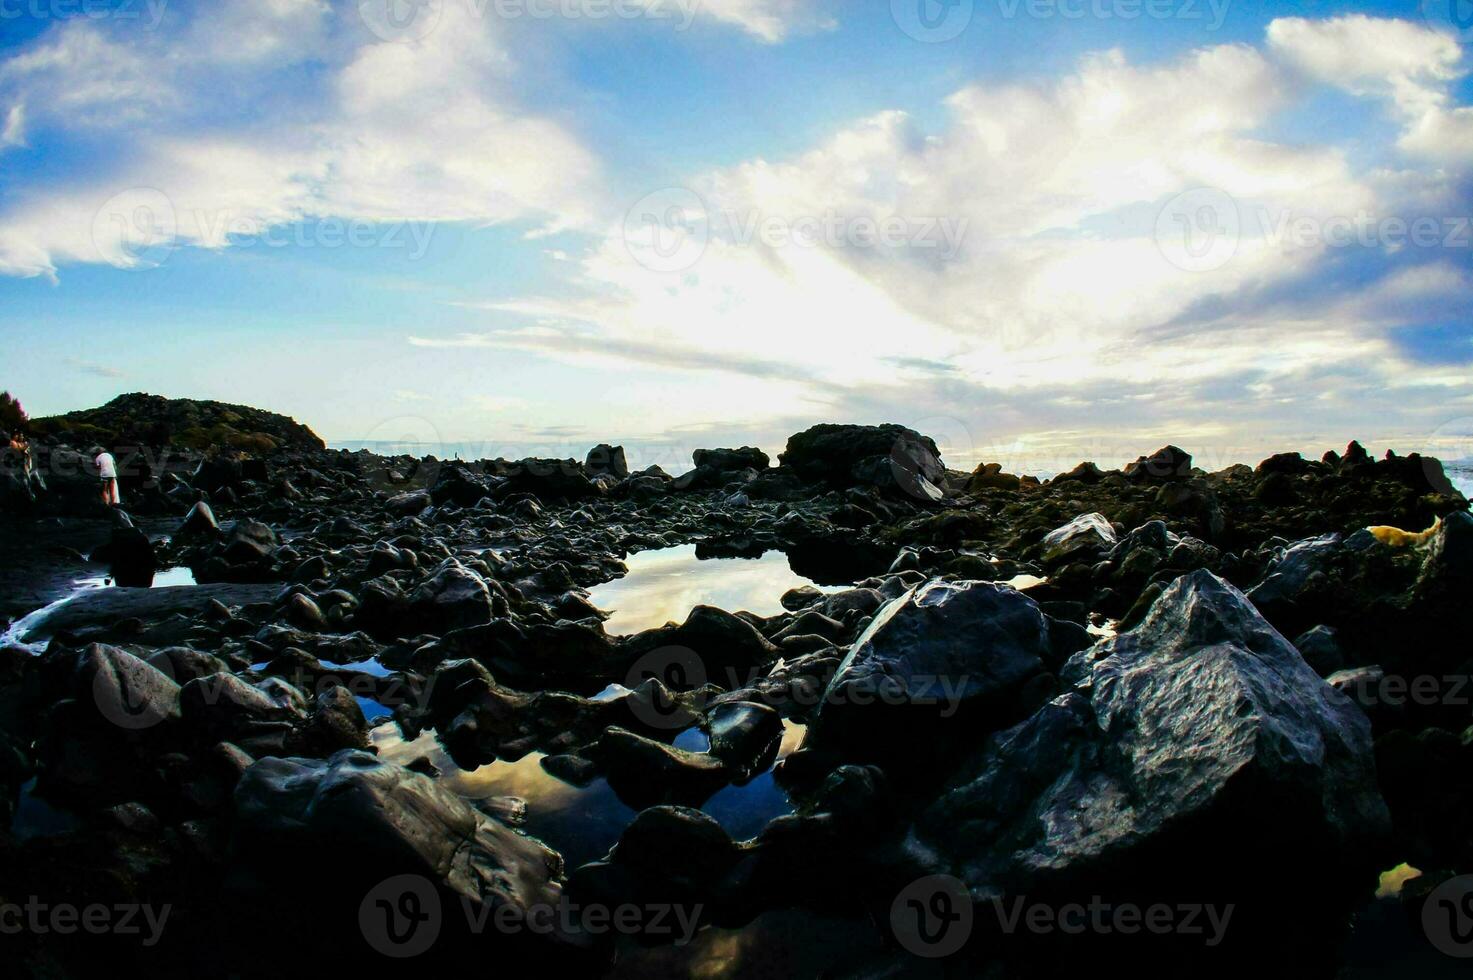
(93, 447), (120, 505)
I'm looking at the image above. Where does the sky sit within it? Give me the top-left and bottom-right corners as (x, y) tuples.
(2, 0), (1473, 475)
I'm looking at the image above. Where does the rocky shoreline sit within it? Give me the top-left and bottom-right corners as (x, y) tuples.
(2, 401), (1471, 976)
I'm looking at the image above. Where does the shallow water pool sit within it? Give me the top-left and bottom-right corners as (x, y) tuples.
(588, 545), (839, 636)
(372, 718), (806, 868)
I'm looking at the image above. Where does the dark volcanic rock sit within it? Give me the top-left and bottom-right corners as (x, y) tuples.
(693, 447), (770, 472)
(33, 392), (325, 453)
(585, 444), (630, 480)
(233, 750), (568, 935)
(1122, 444), (1192, 481)
(1040, 512), (1117, 566)
(912, 570), (1388, 899)
(810, 579), (1061, 762)
(780, 423), (945, 495)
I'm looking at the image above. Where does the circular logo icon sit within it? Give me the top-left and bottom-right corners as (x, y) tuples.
(91, 188), (177, 270)
(360, 874), (442, 958)
(93, 649), (177, 731)
(1154, 187), (1240, 273)
(622, 187), (709, 273)
(891, 874), (973, 958)
(359, 0), (444, 43)
(1423, 0), (1473, 42)
(1422, 417), (1473, 498)
(623, 645), (708, 730)
(892, 0), (974, 42)
(1423, 874), (1473, 957)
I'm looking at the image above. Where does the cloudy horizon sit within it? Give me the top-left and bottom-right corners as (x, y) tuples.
(3, 1), (1472, 474)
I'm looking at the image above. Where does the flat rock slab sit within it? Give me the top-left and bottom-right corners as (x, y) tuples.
(17, 583), (281, 642)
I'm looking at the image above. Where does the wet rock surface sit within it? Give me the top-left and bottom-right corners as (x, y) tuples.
(0, 408), (1469, 976)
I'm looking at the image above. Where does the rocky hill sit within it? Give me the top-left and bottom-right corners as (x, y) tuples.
(31, 393), (325, 453)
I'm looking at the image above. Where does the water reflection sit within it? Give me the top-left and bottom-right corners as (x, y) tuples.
(588, 545), (839, 636)
(75, 566), (197, 589)
(372, 718), (806, 868)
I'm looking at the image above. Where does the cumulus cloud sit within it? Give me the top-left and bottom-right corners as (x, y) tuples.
(1268, 15), (1472, 161)
(482, 41), (1372, 393)
(0, 2), (599, 278)
(435, 21), (1472, 455)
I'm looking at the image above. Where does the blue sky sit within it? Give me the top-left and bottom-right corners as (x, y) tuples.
(2, 0), (1472, 474)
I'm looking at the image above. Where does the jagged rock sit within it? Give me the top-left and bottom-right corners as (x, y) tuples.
(811, 579), (1063, 761)
(585, 444), (629, 480)
(406, 559), (495, 635)
(1040, 513), (1117, 566)
(1123, 444), (1192, 481)
(780, 423), (945, 496)
(912, 571), (1389, 900)
(233, 750), (568, 939)
(968, 462), (1022, 492)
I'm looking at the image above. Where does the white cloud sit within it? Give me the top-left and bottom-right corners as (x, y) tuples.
(689, 0), (837, 42)
(1268, 15), (1472, 161)
(477, 41), (1372, 400)
(0, 2), (600, 278)
(0, 103), (24, 148)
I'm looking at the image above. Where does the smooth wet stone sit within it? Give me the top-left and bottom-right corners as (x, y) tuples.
(177, 500), (220, 538)
(705, 701), (783, 775)
(587, 726), (730, 809)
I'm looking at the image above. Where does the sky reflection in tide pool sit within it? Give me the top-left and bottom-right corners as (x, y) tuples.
(371, 718), (806, 868)
(588, 545), (837, 637)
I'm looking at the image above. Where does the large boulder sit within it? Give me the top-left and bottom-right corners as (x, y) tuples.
(810, 580), (1067, 761)
(693, 447), (769, 472)
(430, 463), (498, 507)
(619, 605), (780, 685)
(406, 559), (495, 635)
(487, 457), (601, 501)
(233, 750), (572, 947)
(780, 424), (945, 500)
(910, 570), (1389, 903)
(585, 444), (630, 480)
(104, 523), (158, 587)
(1122, 444), (1192, 481)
